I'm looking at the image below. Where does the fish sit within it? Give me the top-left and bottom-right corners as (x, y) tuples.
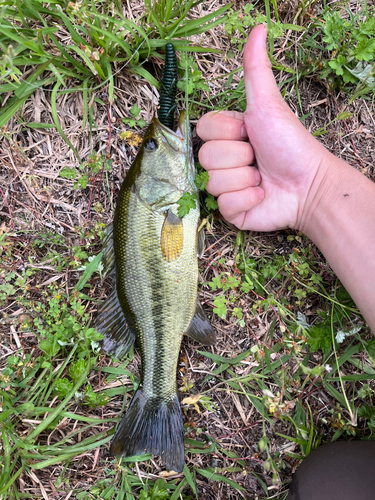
(94, 111), (216, 472)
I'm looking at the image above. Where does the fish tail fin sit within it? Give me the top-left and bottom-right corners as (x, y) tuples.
(110, 389), (185, 472)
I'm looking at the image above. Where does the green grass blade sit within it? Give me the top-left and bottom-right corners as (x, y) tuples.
(21, 122), (55, 129)
(183, 464), (197, 496)
(27, 358), (91, 441)
(169, 478), (188, 500)
(129, 65), (159, 88)
(324, 382), (347, 407)
(51, 81), (80, 161)
(196, 469), (245, 491)
(0, 58), (52, 126)
(74, 252), (103, 292)
(0, 466), (23, 496)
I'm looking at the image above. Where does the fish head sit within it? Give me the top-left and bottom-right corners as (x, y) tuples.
(134, 111), (196, 211)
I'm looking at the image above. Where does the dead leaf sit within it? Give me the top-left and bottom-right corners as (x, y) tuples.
(159, 470), (180, 477)
(182, 394), (202, 414)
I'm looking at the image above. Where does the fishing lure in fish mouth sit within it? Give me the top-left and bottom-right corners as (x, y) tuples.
(93, 44), (216, 472)
(158, 42), (178, 130)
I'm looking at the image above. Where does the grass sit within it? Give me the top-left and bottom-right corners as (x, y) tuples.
(1, 0), (375, 498)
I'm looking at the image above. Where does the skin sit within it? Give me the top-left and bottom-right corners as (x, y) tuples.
(197, 25), (375, 332)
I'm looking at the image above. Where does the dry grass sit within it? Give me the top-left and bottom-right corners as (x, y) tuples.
(1, 0), (375, 499)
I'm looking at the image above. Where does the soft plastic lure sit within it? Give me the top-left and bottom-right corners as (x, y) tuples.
(157, 42), (178, 130)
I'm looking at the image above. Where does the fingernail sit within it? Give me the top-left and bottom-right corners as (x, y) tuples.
(255, 169), (261, 184)
(262, 24), (268, 45)
(219, 110), (234, 117)
(240, 124), (247, 139)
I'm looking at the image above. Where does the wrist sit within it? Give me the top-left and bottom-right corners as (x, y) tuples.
(296, 151), (343, 237)
(296, 152), (375, 332)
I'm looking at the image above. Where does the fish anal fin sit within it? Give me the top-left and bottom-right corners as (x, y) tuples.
(94, 289), (135, 359)
(196, 225), (205, 258)
(102, 223), (115, 277)
(110, 389), (185, 473)
(185, 299), (216, 346)
(161, 210), (183, 262)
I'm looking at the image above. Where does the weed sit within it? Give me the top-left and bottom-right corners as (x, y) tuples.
(59, 153), (113, 190)
(301, 5), (375, 93)
(177, 53), (210, 96)
(121, 104), (148, 129)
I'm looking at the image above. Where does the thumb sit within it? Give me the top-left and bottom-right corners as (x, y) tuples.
(243, 25), (281, 108)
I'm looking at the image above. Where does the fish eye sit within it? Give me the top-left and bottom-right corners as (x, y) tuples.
(144, 138), (158, 152)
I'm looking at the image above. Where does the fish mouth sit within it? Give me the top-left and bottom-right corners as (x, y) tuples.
(150, 112), (194, 184)
(153, 111), (188, 152)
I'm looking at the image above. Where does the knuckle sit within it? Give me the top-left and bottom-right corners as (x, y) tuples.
(224, 119), (240, 138)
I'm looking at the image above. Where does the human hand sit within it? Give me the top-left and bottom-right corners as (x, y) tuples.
(196, 25), (332, 232)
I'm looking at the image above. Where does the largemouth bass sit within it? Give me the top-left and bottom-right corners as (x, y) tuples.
(95, 111), (215, 472)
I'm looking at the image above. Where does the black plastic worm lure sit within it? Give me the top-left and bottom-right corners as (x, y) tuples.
(158, 42), (178, 130)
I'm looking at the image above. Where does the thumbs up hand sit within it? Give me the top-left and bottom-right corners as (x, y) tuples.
(197, 25), (331, 232)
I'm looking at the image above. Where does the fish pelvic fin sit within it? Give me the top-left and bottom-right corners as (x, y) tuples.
(94, 289), (135, 359)
(110, 389), (185, 473)
(161, 210), (183, 262)
(185, 299), (216, 346)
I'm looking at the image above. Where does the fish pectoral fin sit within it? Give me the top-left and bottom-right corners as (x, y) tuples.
(94, 288), (136, 359)
(110, 390), (185, 473)
(161, 210), (183, 262)
(185, 299), (216, 346)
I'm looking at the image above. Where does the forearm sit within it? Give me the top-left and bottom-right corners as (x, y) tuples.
(300, 155), (375, 332)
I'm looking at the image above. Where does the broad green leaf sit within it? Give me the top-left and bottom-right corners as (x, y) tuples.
(355, 38), (375, 62)
(177, 192), (197, 217)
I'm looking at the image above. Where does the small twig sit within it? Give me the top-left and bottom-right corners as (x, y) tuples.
(311, 247), (334, 287)
(331, 96), (375, 181)
(0, 186), (15, 229)
(211, 420), (263, 440)
(103, 92), (112, 156)
(211, 451), (265, 463)
(297, 376), (320, 400)
(250, 289), (293, 338)
(86, 91), (112, 221)
(98, 354), (106, 426)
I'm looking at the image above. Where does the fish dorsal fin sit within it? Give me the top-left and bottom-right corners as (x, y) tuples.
(94, 288), (136, 359)
(185, 299), (216, 345)
(161, 210), (183, 262)
(102, 223), (115, 277)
